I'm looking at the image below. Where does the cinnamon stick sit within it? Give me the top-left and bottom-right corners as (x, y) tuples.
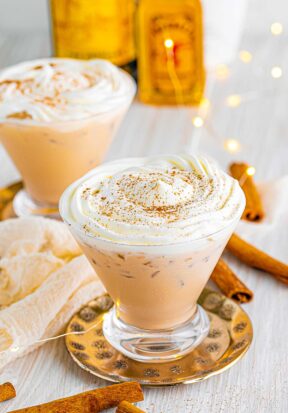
(116, 401), (146, 413)
(211, 259), (253, 303)
(0, 382), (16, 402)
(227, 234), (288, 285)
(8, 382), (143, 413)
(230, 162), (264, 221)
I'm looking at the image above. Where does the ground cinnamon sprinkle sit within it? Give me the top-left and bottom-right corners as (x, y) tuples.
(8, 382), (143, 413)
(34, 96), (57, 107)
(0, 79), (21, 87)
(0, 382), (16, 402)
(116, 401), (146, 413)
(7, 111), (32, 120)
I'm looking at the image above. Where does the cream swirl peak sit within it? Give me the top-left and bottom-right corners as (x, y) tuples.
(0, 58), (135, 122)
(60, 155), (245, 245)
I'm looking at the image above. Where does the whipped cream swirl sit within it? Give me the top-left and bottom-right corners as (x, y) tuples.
(60, 155), (245, 245)
(0, 58), (135, 122)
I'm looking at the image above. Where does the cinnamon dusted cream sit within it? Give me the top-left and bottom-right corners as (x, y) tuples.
(60, 155), (245, 245)
(0, 58), (134, 122)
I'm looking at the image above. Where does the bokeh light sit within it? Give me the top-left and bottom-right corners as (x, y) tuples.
(226, 94), (242, 107)
(164, 38), (174, 49)
(271, 66), (283, 78)
(200, 97), (210, 109)
(215, 64), (230, 80)
(192, 116), (204, 128)
(239, 50), (253, 63)
(270, 22), (283, 35)
(224, 139), (241, 153)
(246, 166), (256, 176)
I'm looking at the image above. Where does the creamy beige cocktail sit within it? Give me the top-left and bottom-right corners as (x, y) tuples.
(0, 58), (135, 215)
(60, 155), (245, 361)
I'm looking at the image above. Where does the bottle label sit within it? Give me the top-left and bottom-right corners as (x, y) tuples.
(50, 0), (135, 65)
(149, 13), (200, 96)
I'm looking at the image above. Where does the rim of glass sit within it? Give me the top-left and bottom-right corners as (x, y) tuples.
(59, 158), (246, 248)
(60, 204), (244, 248)
(59, 153), (246, 248)
(0, 61), (136, 127)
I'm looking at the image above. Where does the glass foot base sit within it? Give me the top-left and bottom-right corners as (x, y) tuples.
(103, 305), (210, 363)
(13, 189), (60, 219)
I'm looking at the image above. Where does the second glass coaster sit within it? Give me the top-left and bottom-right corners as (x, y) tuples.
(13, 189), (60, 219)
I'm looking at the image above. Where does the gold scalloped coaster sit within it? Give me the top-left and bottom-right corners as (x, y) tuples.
(65, 289), (253, 386)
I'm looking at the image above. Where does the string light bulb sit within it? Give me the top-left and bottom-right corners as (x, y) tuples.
(198, 97), (210, 116)
(239, 50), (253, 63)
(270, 22), (283, 35)
(215, 64), (230, 80)
(192, 116), (204, 128)
(164, 38), (174, 49)
(271, 66), (283, 78)
(246, 166), (256, 176)
(224, 139), (241, 153)
(200, 97), (210, 109)
(226, 94), (242, 108)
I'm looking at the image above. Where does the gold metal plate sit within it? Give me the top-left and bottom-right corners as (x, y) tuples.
(65, 289), (253, 386)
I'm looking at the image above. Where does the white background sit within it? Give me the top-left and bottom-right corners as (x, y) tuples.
(0, 0), (287, 68)
(1, 0), (288, 412)
(0, 0), (49, 32)
(0, 0), (286, 34)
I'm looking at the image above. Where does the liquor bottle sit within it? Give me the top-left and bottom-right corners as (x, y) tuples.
(137, 0), (205, 105)
(50, 0), (136, 71)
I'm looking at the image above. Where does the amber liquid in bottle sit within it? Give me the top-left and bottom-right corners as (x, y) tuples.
(137, 0), (205, 105)
(50, 0), (136, 68)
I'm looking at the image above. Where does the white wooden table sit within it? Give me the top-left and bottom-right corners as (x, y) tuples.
(1, 3), (288, 411)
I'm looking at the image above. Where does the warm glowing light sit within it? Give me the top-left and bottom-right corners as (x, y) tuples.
(192, 116), (204, 128)
(224, 139), (241, 153)
(246, 166), (256, 176)
(102, 313), (109, 321)
(200, 97), (210, 109)
(271, 66), (283, 78)
(10, 346), (19, 353)
(226, 94), (242, 107)
(164, 38), (174, 49)
(239, 50), (252, 63)
(270, 22), (283, 35)
(215, 64), (230, 80)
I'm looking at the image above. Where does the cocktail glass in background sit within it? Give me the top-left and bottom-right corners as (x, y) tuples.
(0, 59), (136, 217)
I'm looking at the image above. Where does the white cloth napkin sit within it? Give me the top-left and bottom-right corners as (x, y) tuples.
(0, 217), (104, 370)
